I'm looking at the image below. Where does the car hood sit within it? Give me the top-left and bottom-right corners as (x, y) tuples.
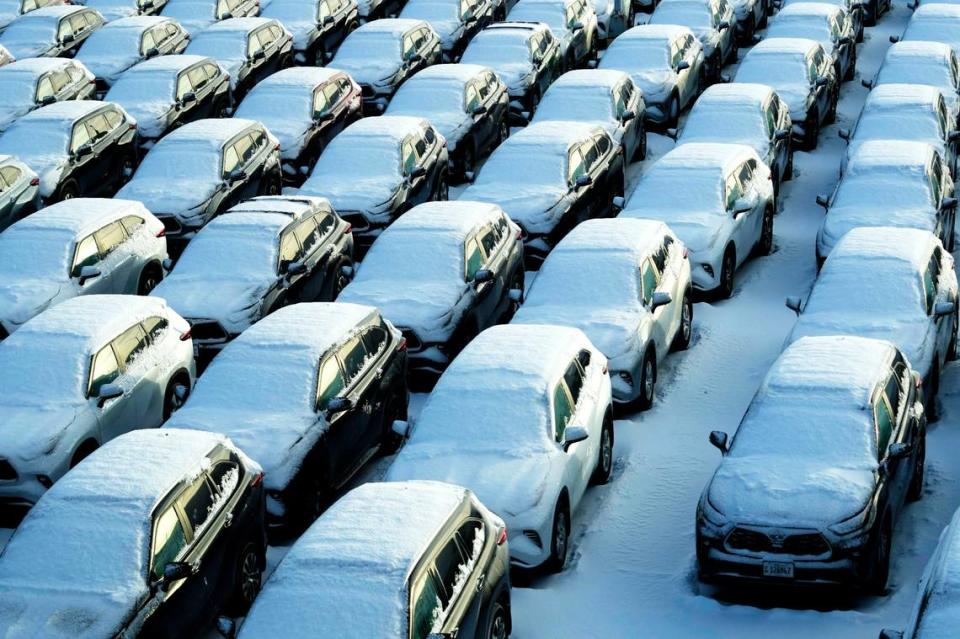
(79, 55), (137, 84)
(121, 99), (171, 140)
(0, 104), (31, 133)
(304, 177), (399, 213)
(776, 86), (810, 121)
(118, 178), (216, 217)
(1, 40), (54, 60)
(461, 182), (565, 232)
(515, 305), (638, 359)
(821, 205), (937, 255)
(257, 117), (310, 158)
(0, 279), (64, 327)
(341, 279), (462, 337)
(493, 62), (534, 91)
(629, 70), (674, 101)
(0, 585), (136, 639)
(708, 456), (876, 529)
(281, 18), (316, 51)
(332, 58), (399, 86)
(153, 276), (269, 331)
(641, 215), (721, 254)
(0, 401), (86, 463)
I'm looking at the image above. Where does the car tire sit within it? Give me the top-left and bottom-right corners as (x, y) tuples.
(757, 207), (774, 256)
(866, 517), (891, 595)
(497, 117), (509, 146)
(213, 97), (230, 118)
(460, 143), (476, 183)
(485, 597), (510, 639)
(949, 311), (958, 360)
(380, 393), (408, 456)
(637, 347), (656, 410)
(591, 412), (614, 485)
(672, 291), (693, 351)
(544, 497), (570, 573)
(633, 122), (647, 161)
(162, 374), (190, 421)
(137, 263), (163, 295)
(261, 173), (282, 196)
(667, 92), (681, 129)
(565, 50), (576, 72)
(784, 147), (794, 182)
(119, 151), (136, 185)
(717, 246), (735, 299)
(824, 89), (838, 124)
(908, 435), (925, 502)
(323, 256), (352, 301)
(803, 109), (819, 151)
(844, 51), (856, 81)
(56, 179), (80, 202)
(224, 542), (263, 615)
(505, 270), (524, 320)
(927, 361), (940, 422)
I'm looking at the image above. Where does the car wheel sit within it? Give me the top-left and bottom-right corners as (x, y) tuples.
(70, 439), (99, 468)
(758, 207), (774, 256)
(591, 413), (614, 485)
(485, 598), (509, 639)
(262, 174), (282, 196)
(497, 118), (509, 146)
(784, 147), (794, 182)
(844, 51), (856, 81)
(824, 89), (838, 125)
(380, 394), (408, 456)
(565, 50), (576, 72)
(57, 179), (80, 202)
(213, 97), (230, 118)
(224, 542), (263, 615)
(120, 152), (136, 183)
(323, 257), (352, 301)
(632, 122), (647, 161)
(803, 109), (819, 151)
(718, 246), (735, 299)
(162, 375), (190, 421)
(949, 311), (958, 360)
(436, 175), (449, 200)
(460, 144), (476, 183)
(545, 497), (570, 573)
(672, 291), (693, 351)
(667, 92), (681, 129)
(866, 517), (891, 595)
(637, 347), (656, 410)
(137, 263), (163, 295)
(927, 361), (940, 422)
(908, 435), (925, 502)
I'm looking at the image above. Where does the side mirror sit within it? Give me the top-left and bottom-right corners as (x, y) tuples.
(215, 617), (237, 639)
(879, 631), (904, 639)
(322, 14), (335, 24)
(718, 20), (730, 30)
(406, 53), (423, 65)
(161, 561), (193, 589)
(719, 72), (732, 83)
(935, 300), (956, 317)
(226, 169), (247, 184)
(473, 268), (494, 284)
(732, 196), (753, 215)
(40, 95), (57, 106)
(785, 295), (803, 315)
(612, 195), (625, 210)
(650, 290), (672, 310)
(620, 109), (636, 122)
(815, 194), (829, 209)
(664, 127), (678, 140)
(907, 0), (917, 8)
(564, 425), (589, 448)
(145, 47), (160, 58)
(286, 260), (307, 276)
(180, 91), (197, 105)
(815, 76), (829, 87)
(837, 128), (850, 141)
(162, 258), (174, 271)
(941, 196), (958, 211)
(391, 419), (411, 439)
(575, 174), (592, 189)
(74, 144), (93, 158)
(220, 10), (233, 18)
(949, 130), (960, 143)
(861, 78), (874, 89)
(472, 105), (487, 116)
(96, 383), (124, 405)
(79, 264), (101, 283)
(140, 0), (155, 7)
(326, 396), (354, 414)
(571, 20), (584, 31)
(62, 33), (75, 44)
(774, 128), (790, 141)
(408, 166), (427, 179)
(709, 430), (728, 454)
(839, 36), (853, 45)
(751, 33), (762, 44)
(251, 49), (266, 61)
(675, 60), (690, 71)
(888, 441), (914, 460)
(888, 35), (900, 44)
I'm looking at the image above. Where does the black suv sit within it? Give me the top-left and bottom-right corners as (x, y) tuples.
(261, 0), (359, 64)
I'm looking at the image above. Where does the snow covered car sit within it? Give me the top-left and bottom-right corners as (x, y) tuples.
(166, 303), (408, 533)
(896, 4), (960, 55)
(839, 84), (958, 176)
(385, 64), (509, 182)
(697, 335), (926, 592)
(649, 0), (735, 82)
(0, 45), (12, 66)
(235, 481), (511, 639)
(0, 58), (96, 134)
(399, 0), (494, 61)
(782, 0), (862, 41)
(880, 506), (960, 638)
(734, 38), (838, 150)
(0, 100), (138, 202)
(75, 15), (188, 93)
(160, 0), (258, 36)
(0, 154), (39, 230)
(117, 118), (281, 244)
(80, 0), (169, 23)
(864, 42), (960, 124)
(387, 323), (613, 571)
(298, 116), (448, 253)
(0, 6), (103, 59)
(0, 198), (167, 337)
(676, 83), (793, 196)
(620, 143), (774, 298)
(508, 0), (598, 71)
(260, 0), (358, 65)
(329, 19), (441, 114)
(152, 196), (353, 358)
(786, 226), (958, 418)
(598, 24), (704, 128)
(185, 18), (292, 99)
(0, 0), (68, 32)
(514, 218), (692, 408)
(815, 141), (956, 262)
(105, 55), (231, 146)
(0, 429), (266, 637)
(764, 3), (856, 83)
(339, 201), (523, 380)
(0, 295), (195, 508)
(459, 22), (562, 123)
(727, 0), (763, 41)
(532, 69), (646, 162)
(461, 121), (625, 266)
(235, 68), (360, 184)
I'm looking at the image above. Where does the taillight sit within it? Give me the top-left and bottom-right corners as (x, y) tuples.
(273, 143), (281, 152)
(250, 471), (264, 487)
(497, 526), (507, 546)
(398, 337), (407, 352)
(343, 223), (352, 234)
(179, 328), (192, 341)
(29, 177), (39, 186)
(128, 122), (137, 130)
(683, 247), (689, 259)
(916, 375), (923, 389)
(602, 364), (608, 374)
(155, 227), (166, 237)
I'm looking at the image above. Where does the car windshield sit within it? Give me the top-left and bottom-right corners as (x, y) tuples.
(461, 35), (531, 65)
(401, 1), (459, 22)
(905, 22), (960, 46)
(766, 18), (832, 49)
(163, 0), (215, 19)
(651, 3), (711, 28)
(312, 135), (401, 180)
(0, 227), (73, 282)
(0, 118), (69, 158)
(509, 4), (565, 32)
(682, 106), (766, 144)
(78, 27), (141, 58)
(134, 140), (221, 183)
(474, 141), (566, 187)
(173, 224), (279, 280)
(389, 82), (465, 118)
(878, 59), (954, 88)
(1, 17), (58, 45)
(236, 86), (314, 123)
(106, 70), (177, 102)
(188, 31), (247, 62)
(536, 87), (614, 122)
(834, 171), (937, 209)
(633, 167), (723, 214)
(856, 108), (942, 143)
(0, 74), (38, 109)
(336, 32), (401, 61)
(356, 229), (462, 283)
(262, 0), (313, 21)
(602, 39), (669, 70)
(0, 335), (85, 406)
(737, 53), (809, 87)
(804, 261), (924, 318)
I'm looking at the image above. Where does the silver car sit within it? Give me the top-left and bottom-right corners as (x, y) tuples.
(0, 154), (38, 230)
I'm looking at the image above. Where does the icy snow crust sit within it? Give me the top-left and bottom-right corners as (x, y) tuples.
(707, 335), (893, 528)
(847, 84), (947, 158)
(164, 303), (378, 491)
(678, 83), (779, 154)
(907, 507), (960, 638)
(532, 70), (638, 137)
(0, 428), (237, 638)
(386, 64), (490, 144)
(237, 480), (466, 639)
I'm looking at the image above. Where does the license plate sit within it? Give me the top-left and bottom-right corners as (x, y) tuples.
(763, 561), (794, 579)
(193, 344), (200, 358)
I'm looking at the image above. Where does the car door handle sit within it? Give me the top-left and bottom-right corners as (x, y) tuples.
(476, 573), (485, 592)
(223, 511), (233, 528)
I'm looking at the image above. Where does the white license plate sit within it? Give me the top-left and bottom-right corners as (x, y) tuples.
(763, 561), (794, 579)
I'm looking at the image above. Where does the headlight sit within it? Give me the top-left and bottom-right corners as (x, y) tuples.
(701, 494), (727, 528)
(829, 504), (874, 536)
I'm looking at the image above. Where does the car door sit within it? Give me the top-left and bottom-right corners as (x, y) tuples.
(247, 27), (272, 82)
(427, 522), (487, 639)
(93, 219), (136, 292)
(924, 247), (953, 359)
(463, 80), (488, 150)
(640, 256), (670, 357)
(555, 360), (593, 502)
(672, 37), (694, 105)
(286, 214), (330, 302)
(186, 63), (216, 118)
(652, 236), (682, 345)
(67, 115), (99, 193)
(85, 112), (120, 189)
(468, 227), (504, 329)
(877, 368), (912, 509)
(90, 324), (150, 441)
(764, 97), (788, 178)
(401, 134), (428, 203)
(0, 170), (15, 228)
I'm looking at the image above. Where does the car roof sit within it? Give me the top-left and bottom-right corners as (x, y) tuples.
(198, 16), (275, 33)
(619, 23), (691, 41)
(355, 17), (425, 35)
(828, 226), (937, 276)
(339, 115), (428, 142)
(250, 66), (343, 91)
(777, 2), (841, 17)
(129, 54), (210, 73)
(389, 201), (503, 240)
(864, 82), (942, 108)
(1, 57), (73, 75)
(18, 100), (108, 123)
(509, 120), (605, 151)
(226, 195), (332, 218)
(514, 0), (575, 7)
(22, 5), (90, 18)
(238, 481), (467, 639)
(13, 198), (153, 238)
(16, 295), (171, 347)
(101, 15), (172, 30)
(846, 140), (936, 172)
(695, 82), (775, 107)
(406, 63), (489, 84)
(655, 142), (759, 172)
(551, 217), (668, 258)
(550, 68), (628, 91)
(483, 20), (549, 35)
(164, 117), (258, 145)
(913, 2), (960, 18)
(748, 36), (820, 55)
(885, 39), (953, 61)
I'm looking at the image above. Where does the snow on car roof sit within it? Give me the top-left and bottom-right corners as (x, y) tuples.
(390, 200), (502, 237)
(1, 57), (73, 75)
(864, 82), (943, 108)
(356, 17), (426, 34)
(515, 0), (575, 6)
(911, 506), (960, 636)
(747, 36), (820, 55)
(619, 23), (691, 40)
(776, 2), (841, 17)
(199, 16), (274, 33)
(164, 117), (258, 144)
(23, 4), (90, 18)
(913, 2), (960, 18)
(885, 40), (953, 60)
(552, 217), (667, 255)
(251, 66), (342, 90)
(13, 198), (153, 238)
(338, 115), (428, 141)
(654, 142), (759, 172)
(226, 194), (331, 217)
(128, 53), (209, 73)
(510, 120), (604, 150)
(238, 481), (467, 639)
(407, 62), (489, 84)
(18, 99), (107, 123)
(17, 294), (169, 346)
(828, 225), (937, 274)
(692, 82), (774, 106)
(105, 15), (174, 28)
(845, 139), (936, 173)
(550, 68), (628, 90)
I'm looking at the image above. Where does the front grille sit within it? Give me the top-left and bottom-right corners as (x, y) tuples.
(0, 459), (18, 482)
(188, 320), (228, 342)
(523, 530), (542, 548)
(157, 215), (182, 235)
(726, 527), (830, 556)
(400, 329), (422, 351)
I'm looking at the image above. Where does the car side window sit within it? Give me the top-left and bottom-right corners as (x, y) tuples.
(338, 336), (369, 385)
(763, 101), (777, 137)
(465, 84), (481, 113)
(553, 380), (574, 441)
(563, 358), (584, 408)
(318, 0), (332, 19)
(188, 65), (208, 90)
(317, 354), (346, 410)
(923, 250), (941, 314)
(293, 217), (321, 257)
(594, 134), (610, 158)
(88, 344), (119, 397)
(222, 144), (241, 177)
(112, 322), (149, 368)
(278, 230), (300, 273)
(175, 71), (193, 100)
(361, 324), (388, 357)
(738, 159), (757, 191)
(874, 394), (894, 459)
(57, 18), (73, 41)
(176, 474), (218, 536)
(203, 63), (220, 81)
(85, 114), (111, 145)
(884, 363), (906, 424)
(402, 33), (417, 59)
(464, 237), (484, 281)
(120, 215), (145, 235)
(209, 459), (240, 494)
(71, 119), (92, 153)
(567, 148), (586, 185)
(104, 108), (122, 130)
(314, 211), (335, 237)
(652, 236), (671, 272)
(150, 505), (187, 581)
(931, 159), (944, 206)
(0, 166), (20, 188)
(479, 226), (498, 257)
(401, 140), (417, 174)
(142, 29), (157, 53)
(411, 571), (444, 639)
(432, 535), (466, 612)
(72, 235), (99, 276)
(725, 174), (742, 211)
(314, 86), (330, 116)
(641, 258), (659, 306)
(235, 134), (255, 165)
(36, 75), (54, 102)
(142, 315), (168, 342)
(94, 221), (128, 257)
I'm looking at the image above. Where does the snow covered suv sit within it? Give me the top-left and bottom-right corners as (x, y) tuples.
(236, 481), (511, 639)
(0, 58), (96, 134)
(338, 201), (523, 381)
(166, 303), (408, 534)
(0, 429), (266, 637)
(0, 6), (103, 59)
(0, 154), (39, 231)
(154, 195), (353, 360)
(649, 0), (735, 83)
(864, 41), (960, 124)
(387, 324), (614, 572)
(0, 295), (195, 510)
(0, 198), (167, 337)
(514, 218), (692, 409)
(697, 335), (926, 593)
(508, 0), (598, 71)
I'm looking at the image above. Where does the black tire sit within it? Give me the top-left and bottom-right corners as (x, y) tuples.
(844, 51), (856, 81)
(323, 257), (352, 301)
(672, 291), (693, 351)
(824, 89), (838, 125)
(435, 175), (449, 200)
(544, 497), (570, 573)
(666, 92), (681, 129)
(162, 375), (190, 421)
(380, 393), (408, 455)
(460, 143), (476, 183)
(224, 542), (263, 615)
(485, 598), (510, 639)
(758, 207), (774, 256)
(565, 50), (576, 72)
(927, 361), (940, 422)
(949, 312), (958, 360)
(298, 467), (334, 529)
(784, 147), (794, 182)
(637, 347), (656, 410)
(119, 152), (136, 186)
(497, 117), (509, 146)
(591, 414), (614, 485)
(137, 263), (163, 295)
(866, 517), (891, 595)
(261, 173), (282, 196)
(213, 98), (230, 118)
(717, 246), (735, 299)
(908, 435), (925, 502)
(57, 179), (80, 202)
(803, 110), (820, 151)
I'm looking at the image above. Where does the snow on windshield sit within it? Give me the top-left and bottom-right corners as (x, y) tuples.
(878, 60), (954, 88)
(462, 35), (531, 66)
(603, 40), (670, 70)
(855, 108), (943, 143)
(834, 171), (937, 210)
(0, 74), (39, 109)
(682, 106), (766, 145)
(0, 227), (76, 282)
(172, 224), (280, 281)
(188, 31), (247, 62)
(474, 142), (566, 187)
(737, 53), (809, 86)
(0, 335), (88, 406)
(631, 167), (723, 214)
(78, 27), (141, 59)
(134, 140), (221, 183)
(336, 32), (402, 61)
(355, 229), (462, 284)
(509, 5), (564, 33)
(107, 70), (177, 103)
(0, 118), (70, 159)
(236, 87), (314, 124)
(804, 260), (925, 318)
(310, 136), (401, 181)
(1, 18), (58, 46)
(537, 87), (614, 123)
(651, 4), (711, 28)
(765, 19), (831, 49)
